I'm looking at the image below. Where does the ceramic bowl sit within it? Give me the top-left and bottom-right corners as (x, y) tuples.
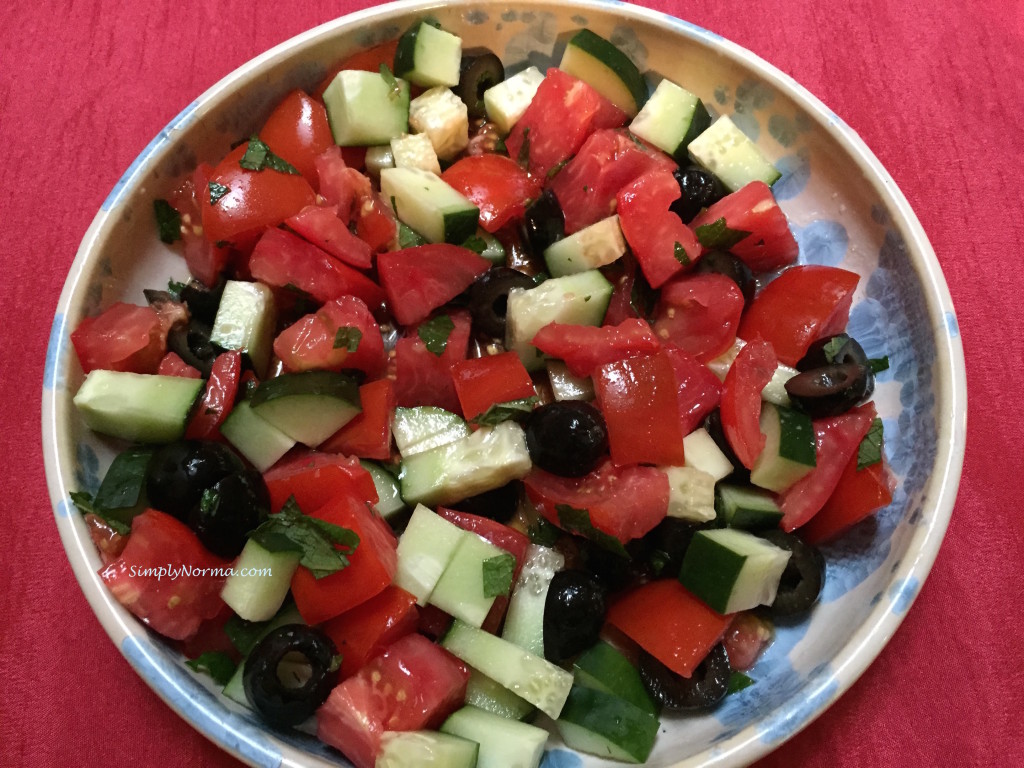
(42, 0), (967, 766)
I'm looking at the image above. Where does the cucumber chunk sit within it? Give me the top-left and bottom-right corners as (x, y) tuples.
(380, 166), (479, 245)
(392, 406), (470, 457)
(464, 668), (535, 720)
(687, 115), (781, 192)
(442, 620), (574, 720)
(546, 360), (595, 402)
(219, 399), (296, 473)
(662, 465), (717, 522)
(360, 460), (407, 520)
(394, 504), (467, 605)
(505, 269), (613, 371)
(629, 78), (711, 161)
(679, 527), (792, 614)
(749, 403), (816, 492)
(707, 337), (798, 406)
(483, 66), (544, 134)
(399, 421), (532, 507)
(220, 538), (301, 622)
(394, 20), (462, 88)
(221, 603), (304, 706)
(377, 729), (478, 768)
(429, 530), (507, 627)
(556, 685), (659, 763)
(441, 705), (548, 768)
(73, 370), (203, 444)
(716, 483), (784, 530)
(683, 427), (734, 481)
(501, 544), (565, 656)
(543, 215), (627, 277)
(559, 28), (647, 117)
(209, 280), (276, 377)
(572, 641), (658, 715)
(249, 371), (361, 448)
(322, 69), (410, 146)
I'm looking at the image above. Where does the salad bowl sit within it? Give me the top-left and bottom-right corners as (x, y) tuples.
(41, 0), (967, 766)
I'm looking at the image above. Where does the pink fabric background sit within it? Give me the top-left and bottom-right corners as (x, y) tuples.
(3, 0), (1022, 765)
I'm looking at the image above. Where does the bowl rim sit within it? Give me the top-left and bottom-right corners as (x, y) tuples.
(42, 1), (967, 766)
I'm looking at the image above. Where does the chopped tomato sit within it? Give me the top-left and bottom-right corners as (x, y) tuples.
(314, 40), (401, 97)
(377, 244), (491, 327)
(273, 295), (387, 378)
(662, 345), (723, 436)
(83, 513), (127, 566)
(605, 579), (731, 678)
(450, 351), (537, 421)
(71, 302), (165, 374)
(354, 191), (399, 253)
(601, 255), (647, 326)
(315, 146), (362, 220)
(801, 450), (896, 544)
(185, 351), (241, 441)
(167, 163), (232, 286)
(531, 318), (661, 377)
(248, 226), (387, 312)
(290, 492), (397, 625)
(722, 612), (774, 671)
(778, 403), (877, 532)
(720, 340), (777, 469)
(524, 461), (669, 544)
(690, 181), (799, 272)
(616, 169), (701, 288)
(593, 351), (687, 467)
(258, 89), (334, 186)
(505, 68), (627, 179)
(98, 509), (228, 641)
(393, 310), (472, 413)
(286, 204), (373, 270)
(157, 352), (201, 378)
(263, 451), (379, 513)
(320, 585), (419, 679)
(316, 633), (469, 768)
(320, 378), (396, 460)
(739, 265), (860, 367)
(550, 128), (676, 234)
(200, 143), (316, 248)
(441, 154), (541, 233)
(652, 273), (745, 362)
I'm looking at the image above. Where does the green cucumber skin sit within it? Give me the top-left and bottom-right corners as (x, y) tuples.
(776, 406), (816, 465)
(673, 99), (712, 161)
(567, 28), (647, 112)
(73, 371), (203, 444)
(557, 685), (659, 763)
(678, 532), (748, 614)
(443, 207), (482, 247)
(572, 641), (658, 715)
(715, 484), (784, 530)
(249, 370), (360, 406)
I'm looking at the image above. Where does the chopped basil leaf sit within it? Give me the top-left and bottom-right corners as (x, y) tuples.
(418, 314), (455, 356)
(673, 241), (691, 266)
(629, 267), (657, 320)
(493, 136), (508, 156)
(185, 651), (237, 686)
(471, 397), (538, 428)
(334, 326), (363, 352)
(399, 222), (426, 248)
(378, 63), (403, 101)
(462, 235), (487, 255)
(239, 136), (300, 175)
(69, 491), (132, 535)
(482, 553), (517, 598)
(208, 181), (230, 206)
(694, 217), (751, 250)
(517, 126), (531, 168)
(822, 335), (848, 364)
(153, 199), (181, 244)
(555, 504), (629, 558)
(249, 496), (360, 579)
(224, 614), (272, 656)
(546, 158), (569, 180)
(528, 517), (560, 547)
(166, 279), (188, 300)
(857, 418), (884, 470)
(868, 356), (890, 374)
(727, 671), (754, 694)
(94, 446), (154, 511)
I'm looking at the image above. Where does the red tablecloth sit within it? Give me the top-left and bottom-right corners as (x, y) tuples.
(3, 0), (1022, 765)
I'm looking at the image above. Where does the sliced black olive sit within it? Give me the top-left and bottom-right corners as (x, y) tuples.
(166, 320), (218, 378)
(145, 440), (246, 521)
(784, 363), (875, 418)
(693, 250), (755, 305)
(797, 333), (869, 371)
(449, 480), (522, 523)
(669, 166), (726, 224)
(467, 267), (536, 338)
(703, 409), (750, 484)
(639, 643), (731, 711)
(759, 530), (825, 616)
(525, 401), (609, 477)
(243, 624), (340, 728)
(576, 536), (650, 591)
(456, 47), (504, 119)
(521, 189), (565, 257)
(643, 517), (714, 579)
(188, 468), (270, 558)
(180, 277), (226, 326)
(543, 569), (607, 663)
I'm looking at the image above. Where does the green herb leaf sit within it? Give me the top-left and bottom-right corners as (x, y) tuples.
(70, 491), (134, 535)
(153, 199), (181, 244)
(461, 235), (487, 255)
(209, 181), (230, 206)
(167, 279), (188, 300)
(517, 126), (531, 168)
(94, 446), (154, 511)
(694, 217), (751, 250)
(334, 326), (363, 352)
(418, 314), (455, 356)
(249, 496), (360, 579)
(471, 397), (538, 428)
(555, 504), (629, 558)
(822, 335), (849, 364)
(867, 356), (890, 374)
(398, 222), (426, 248)
(528, 517), (560, 547)
(493, 136), (508, 156)
(185, 651), (238, 686)
(239, 136), (300, 175)
(546, 158), (569, 180)
(857, 418), (884, 470)
(629, 267), (657, 320)
(727, 671), (754, 694)
(482, 553), (517, 598)
(378, 63), (403, 101)
(224, 614), (272, 656)
(673, 241), (692, 267)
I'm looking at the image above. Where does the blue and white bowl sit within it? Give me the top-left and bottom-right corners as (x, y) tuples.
(42, 1), (967, 766)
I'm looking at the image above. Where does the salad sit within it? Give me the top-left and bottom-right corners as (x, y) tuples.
(67, 17), (896, 768)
